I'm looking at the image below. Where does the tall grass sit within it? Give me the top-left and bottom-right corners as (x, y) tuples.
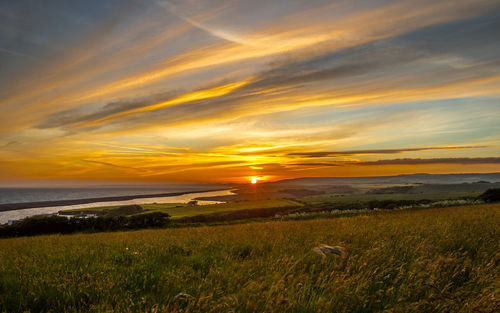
(0, 204), (499, 312)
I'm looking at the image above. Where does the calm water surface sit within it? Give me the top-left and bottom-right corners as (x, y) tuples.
(0, 185), (226, 204)
(0, 189), (234, 224)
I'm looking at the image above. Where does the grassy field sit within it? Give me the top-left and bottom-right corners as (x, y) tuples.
(61, 203), (185, 213)
(61, 199), (302, 219)
(300, 192), (479, 205)
(1, 204), (499, 312)
(152, 199), (301, 218)
(59, 203), (186, 216)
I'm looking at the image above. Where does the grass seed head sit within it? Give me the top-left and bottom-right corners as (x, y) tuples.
(174, 293), (194, 301)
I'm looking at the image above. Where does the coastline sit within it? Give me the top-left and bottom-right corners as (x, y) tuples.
(0, 189), (228, 212)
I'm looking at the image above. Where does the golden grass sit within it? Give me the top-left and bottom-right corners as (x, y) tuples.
(1, 204), (499, 312)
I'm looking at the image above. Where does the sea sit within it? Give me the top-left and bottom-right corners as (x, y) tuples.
(0, 185), (233, 224)
(0, 185), (230, 204)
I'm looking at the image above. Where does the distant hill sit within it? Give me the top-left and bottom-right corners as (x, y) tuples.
(272, 173), (500, 186)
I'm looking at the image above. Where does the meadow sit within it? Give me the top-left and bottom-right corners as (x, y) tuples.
(140, 199), (301, 218)
(60, 199), (302, 218)
(300, 192), (480, 206)
(1, 203), (499, 312)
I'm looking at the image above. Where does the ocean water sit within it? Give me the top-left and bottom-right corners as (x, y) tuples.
(0, 184), (226, 205)
(0, 189), (235, 224)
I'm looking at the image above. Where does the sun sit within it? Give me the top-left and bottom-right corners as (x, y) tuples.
(249, 175), (268, 184)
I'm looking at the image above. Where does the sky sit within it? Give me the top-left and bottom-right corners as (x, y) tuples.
(0, 0), (499, 185)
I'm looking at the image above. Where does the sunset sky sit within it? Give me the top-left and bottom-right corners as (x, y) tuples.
(1, 0), (499, 185)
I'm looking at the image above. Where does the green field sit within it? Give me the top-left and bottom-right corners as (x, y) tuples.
(1, 204), (499, 312)
(145, 199), (301, 218)
(60, 203), (185, 215)
(300, 192), (479, 205)
(65, 203), (185, 212)
(61, 199), (302, 218)
(60, 203), (186, 215)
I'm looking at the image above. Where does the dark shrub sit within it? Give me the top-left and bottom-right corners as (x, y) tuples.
(478, 188), (500, 203)
(127, 212), (170, 228)
(15, 215), (74, 236)
(0, 212), (171, 238)
(367, 199), (432, 210)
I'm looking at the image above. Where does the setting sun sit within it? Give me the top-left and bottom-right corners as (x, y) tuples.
(251, 176), (258, 184)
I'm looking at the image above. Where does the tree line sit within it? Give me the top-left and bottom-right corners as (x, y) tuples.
(0, 212), (170, 238)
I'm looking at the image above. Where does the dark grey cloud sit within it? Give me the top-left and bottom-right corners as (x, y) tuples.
(288, 146), (488, 157)
(291, 157), (500, 167)
(36, 90), (178, 129)
(360, 157), (500, 165)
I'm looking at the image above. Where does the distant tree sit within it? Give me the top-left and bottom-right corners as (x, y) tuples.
(478, 188), (500, 203)
(0, 212), (171, 238)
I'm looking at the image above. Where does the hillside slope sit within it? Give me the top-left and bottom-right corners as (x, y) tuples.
(1, 204), (499, 312)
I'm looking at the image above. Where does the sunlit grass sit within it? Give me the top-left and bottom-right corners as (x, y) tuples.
(154, 199), (302, 218)
(0, 204), (498, 312)
(61, 199), (301, 218)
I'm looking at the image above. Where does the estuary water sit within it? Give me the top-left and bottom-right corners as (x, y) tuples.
(0, 189), (234, 224)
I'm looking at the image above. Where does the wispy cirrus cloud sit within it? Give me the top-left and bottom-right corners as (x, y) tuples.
(32, 10), (500, 136)
(1, 0), (500, 183)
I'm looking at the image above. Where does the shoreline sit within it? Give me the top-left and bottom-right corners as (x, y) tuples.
(0, 189), (228, 212)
